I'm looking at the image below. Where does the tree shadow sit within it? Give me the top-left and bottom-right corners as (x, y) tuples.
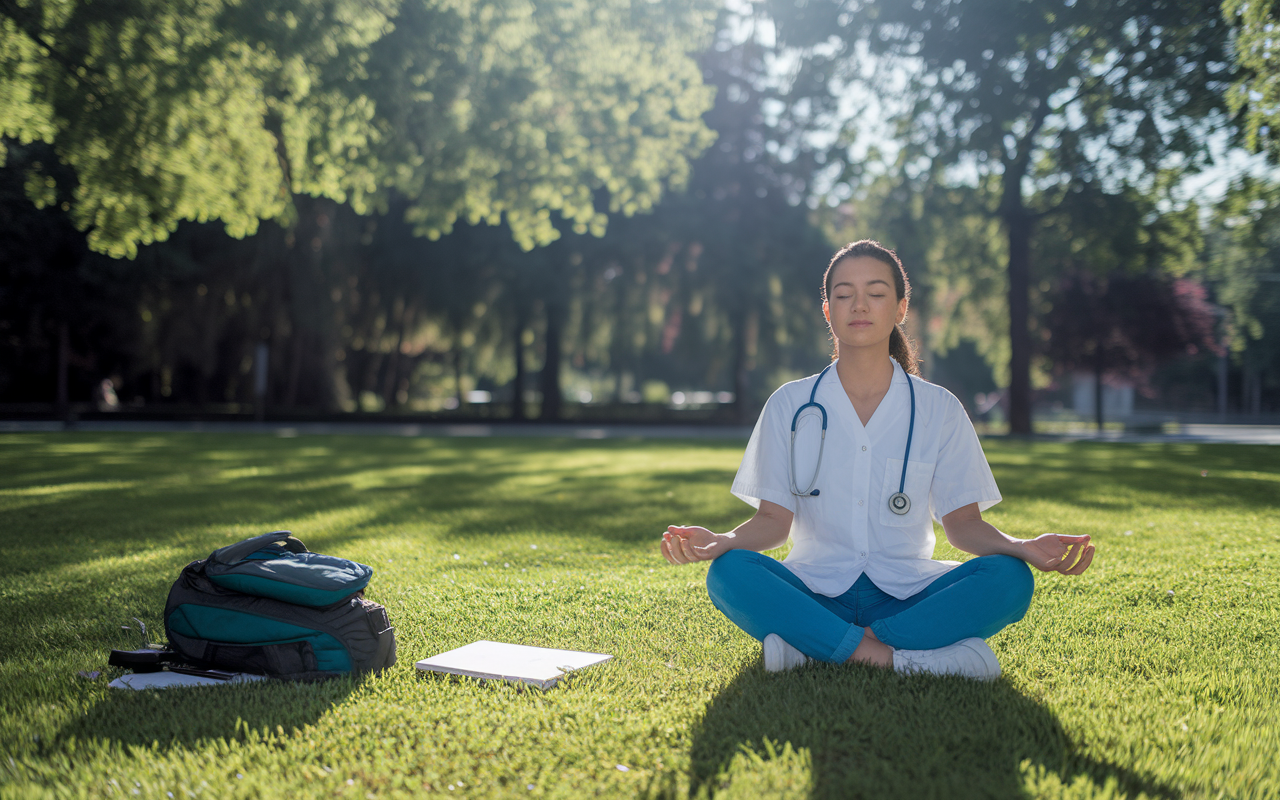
(988, 441), (1280, 516)
(676, 661), (1180, 799)
(53, 673), (362, 751)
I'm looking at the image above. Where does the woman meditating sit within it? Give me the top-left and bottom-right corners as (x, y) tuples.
(660, 240), (1094, 679)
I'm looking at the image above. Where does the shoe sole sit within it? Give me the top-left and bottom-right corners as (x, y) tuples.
(958, 638), (1001, 681)
(762, 634), (786, 672)
(762, 633), (806, 672)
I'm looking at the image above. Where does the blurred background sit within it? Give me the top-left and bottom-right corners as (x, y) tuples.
(2, 0), (1278, 433)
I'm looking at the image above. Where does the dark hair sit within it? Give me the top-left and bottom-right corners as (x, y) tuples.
(822, 239), (919, 375)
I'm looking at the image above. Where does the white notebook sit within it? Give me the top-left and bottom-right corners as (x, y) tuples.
(415, 640), (612, 690)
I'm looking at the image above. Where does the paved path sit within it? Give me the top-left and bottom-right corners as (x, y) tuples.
(1049, 424), (1280, 445)
(3, 419), (1280, 444)
(0, 419), (757, 440)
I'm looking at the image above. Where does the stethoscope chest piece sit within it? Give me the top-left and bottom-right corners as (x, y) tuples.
(888, 491), (911, 515)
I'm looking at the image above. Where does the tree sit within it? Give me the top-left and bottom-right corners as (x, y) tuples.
(1043, 271), (1220, 429)
(0, 0), (717, 257)
(1225, 0), (1280, 159)
(769, 0), (1235, 432)
(588, 16), (834, 421)
(1205, 177), (1280, 412)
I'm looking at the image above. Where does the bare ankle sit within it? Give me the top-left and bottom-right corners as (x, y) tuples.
(845, 627), (893, 669)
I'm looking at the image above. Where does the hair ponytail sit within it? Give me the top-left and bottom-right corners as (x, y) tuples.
(889, 324), (919, 376)
(824, 239), (921, 376)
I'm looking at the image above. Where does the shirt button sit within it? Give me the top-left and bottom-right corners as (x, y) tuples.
(857, 499), (864, 506)
(862, 446), (867, 451)
(860, 551), (867, 557)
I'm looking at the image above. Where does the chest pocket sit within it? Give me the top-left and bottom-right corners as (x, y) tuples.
(879, 458), (936, 528)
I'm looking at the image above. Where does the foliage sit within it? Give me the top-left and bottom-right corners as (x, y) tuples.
(1224, 0), (1280, 158)
(1042, 271), (1221, 388)
(823, 167), (1012, 384)
(1207, 177), (1280, 349)
(1204, 176), (1280, 407)
(0, 0), (717, 257)
(769, 0), (1237, 432)
(1, 433), (1280, 798)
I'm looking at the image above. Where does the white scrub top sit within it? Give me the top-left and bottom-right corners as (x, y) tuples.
(731, 358), (1001, 600)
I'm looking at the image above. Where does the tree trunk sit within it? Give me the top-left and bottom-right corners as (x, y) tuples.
(56, 321), (70, 419)
(453, 346), (466, 411)
(382, 306), (410, 409)
(539, 303), (564, 421)
(731, 308), (757, 424)
(1004, 207), (1033, 435)
(1217, 351), (1228, 418)
(512, 305), (528, 420)
(285, 328), (304, 408)
(1094, 344), (1104, 432)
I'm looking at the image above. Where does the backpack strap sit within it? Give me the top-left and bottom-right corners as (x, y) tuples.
(210, 531), (309, 566)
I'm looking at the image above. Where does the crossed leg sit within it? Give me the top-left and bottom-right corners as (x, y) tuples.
(705, 549), (1035, 665)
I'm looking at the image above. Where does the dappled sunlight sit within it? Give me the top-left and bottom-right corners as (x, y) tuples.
(1, 434), (1277, 798)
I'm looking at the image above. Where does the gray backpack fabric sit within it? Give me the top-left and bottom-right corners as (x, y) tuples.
(163, 532), (397, 680)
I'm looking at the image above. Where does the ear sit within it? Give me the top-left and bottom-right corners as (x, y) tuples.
(896, 296), (908, 325)
(823, 300), (830, 324)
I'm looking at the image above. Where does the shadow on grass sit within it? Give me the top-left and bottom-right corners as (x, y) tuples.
(55, 674), (362, 751)
(988, 441), (1280, 516)
(670, 663), (1178, 799)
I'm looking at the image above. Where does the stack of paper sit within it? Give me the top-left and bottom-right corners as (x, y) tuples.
(108, 671), (267, 690)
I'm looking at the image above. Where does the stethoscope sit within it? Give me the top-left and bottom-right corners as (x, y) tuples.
(789, 363), (917, 515)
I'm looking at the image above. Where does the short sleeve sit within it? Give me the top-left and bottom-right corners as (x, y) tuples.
(731, 389), (798, 513)
(928, 393), (1002, 521)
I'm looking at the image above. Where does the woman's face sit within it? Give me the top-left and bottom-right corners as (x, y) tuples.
(823, 256), (908, 355)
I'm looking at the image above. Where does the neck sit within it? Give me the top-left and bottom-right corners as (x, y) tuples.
(834, 345), (894, 398)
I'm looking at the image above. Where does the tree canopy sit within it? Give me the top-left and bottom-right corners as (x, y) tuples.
(1225, 0), (1280, 158)
(769, 0), (1236, 432)
(0, 0), (717, 257)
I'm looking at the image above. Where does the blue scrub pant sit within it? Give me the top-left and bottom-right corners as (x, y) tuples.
(706, 550), (1035, 663)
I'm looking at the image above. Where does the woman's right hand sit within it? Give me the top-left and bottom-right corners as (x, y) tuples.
(661, 525), (731, 565)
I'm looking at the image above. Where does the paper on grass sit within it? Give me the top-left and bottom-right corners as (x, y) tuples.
(108, 671), (267, 690)
(415, 641), (612, 690)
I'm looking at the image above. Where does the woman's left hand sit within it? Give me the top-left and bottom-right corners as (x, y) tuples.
(1020, 533), (1094, 575)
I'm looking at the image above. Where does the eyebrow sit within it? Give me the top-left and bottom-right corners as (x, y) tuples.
(832, 279), (892, 289)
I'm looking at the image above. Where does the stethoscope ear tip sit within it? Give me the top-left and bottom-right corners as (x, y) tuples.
(810, 490), (820, 496)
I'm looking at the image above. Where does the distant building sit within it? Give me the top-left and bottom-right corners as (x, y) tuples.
(1072, 373), (1134, 418)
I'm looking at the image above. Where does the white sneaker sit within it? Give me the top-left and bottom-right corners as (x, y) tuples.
(892, 638), (1001, 681)
(762, 633), (809, 672)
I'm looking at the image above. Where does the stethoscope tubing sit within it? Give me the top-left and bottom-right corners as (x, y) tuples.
(789, 363), (916, 514)
(789, 364), (833, 496)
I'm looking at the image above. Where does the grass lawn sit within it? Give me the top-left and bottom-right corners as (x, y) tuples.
(0, 432), (1277, 799)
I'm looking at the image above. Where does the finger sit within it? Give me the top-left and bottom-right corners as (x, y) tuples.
(678, 535), (700, 562)
(662, 536), (686, 565)
(692, 540), (719, 556)
(660, 536), (677, 565)
(668, 534), (691, 565)
(1063, 544), (1095, 576)
(1056, 542), (1084, 572)
(1052, 534), (1091, 544)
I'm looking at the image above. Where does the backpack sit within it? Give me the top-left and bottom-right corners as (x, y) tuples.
(162, 531), (397, 680)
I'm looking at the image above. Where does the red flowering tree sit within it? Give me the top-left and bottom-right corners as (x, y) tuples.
(1043, 273), (1222, 429)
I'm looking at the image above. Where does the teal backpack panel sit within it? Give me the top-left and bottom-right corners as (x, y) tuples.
(205, 549), (373, 607)
(168, 604), (353, 672)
